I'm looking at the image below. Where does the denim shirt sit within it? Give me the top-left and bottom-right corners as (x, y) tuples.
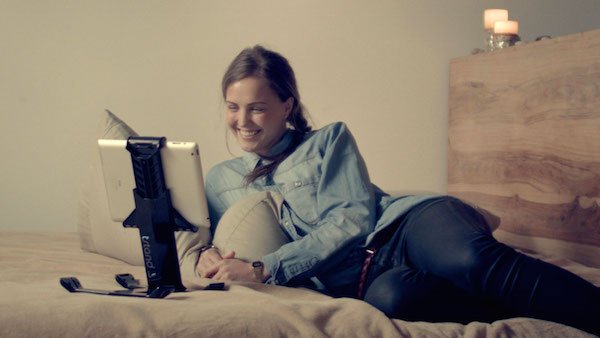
(205, 122), (438, 292)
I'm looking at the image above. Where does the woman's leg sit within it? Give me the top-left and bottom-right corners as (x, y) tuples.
(364, 265), (510, 323)
(400, 196), (599, 335)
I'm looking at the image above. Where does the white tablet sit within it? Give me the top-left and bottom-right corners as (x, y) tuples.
(98, 139), (211, 230)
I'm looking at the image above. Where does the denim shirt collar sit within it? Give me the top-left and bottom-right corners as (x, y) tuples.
(242, 129), (294, 170)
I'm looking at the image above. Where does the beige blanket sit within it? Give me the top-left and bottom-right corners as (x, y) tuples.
(0, 231), (597, 337)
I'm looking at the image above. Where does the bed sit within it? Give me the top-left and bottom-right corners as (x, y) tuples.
(2, 29), (599, 337)
(1, 230), (598, 337)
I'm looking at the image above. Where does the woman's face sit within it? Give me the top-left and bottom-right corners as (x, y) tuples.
(225, 76), (293, 156)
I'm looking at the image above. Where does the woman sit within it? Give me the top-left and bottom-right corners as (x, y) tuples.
(197, 45), (599, 335)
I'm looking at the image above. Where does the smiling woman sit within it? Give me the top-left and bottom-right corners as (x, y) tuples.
(225, 76), (293, 156)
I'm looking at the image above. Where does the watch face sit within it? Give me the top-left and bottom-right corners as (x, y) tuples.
(252, 261), (263, 268)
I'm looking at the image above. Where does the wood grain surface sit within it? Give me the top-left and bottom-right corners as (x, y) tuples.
(448, 29), (600, 252)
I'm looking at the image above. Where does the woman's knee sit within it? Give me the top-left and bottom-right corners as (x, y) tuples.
(363, 267), (453, 319)
(363, 266), (509, 323)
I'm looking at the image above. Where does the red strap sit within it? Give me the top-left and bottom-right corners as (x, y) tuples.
(357, 248), (376, 299)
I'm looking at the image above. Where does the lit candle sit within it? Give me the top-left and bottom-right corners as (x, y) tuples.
(494, 20), (519, 35)
(484, 9), (508, 30)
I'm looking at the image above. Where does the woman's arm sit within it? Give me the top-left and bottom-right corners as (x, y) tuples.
(263, 122), (376, 285)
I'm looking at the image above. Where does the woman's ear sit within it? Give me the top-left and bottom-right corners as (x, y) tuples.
(284, 97), (294, 118)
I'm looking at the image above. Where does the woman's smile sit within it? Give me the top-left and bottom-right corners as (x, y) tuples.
(238, 129), (262, 139)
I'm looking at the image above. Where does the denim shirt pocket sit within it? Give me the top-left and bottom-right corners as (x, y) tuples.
(276, 156), (322, 225)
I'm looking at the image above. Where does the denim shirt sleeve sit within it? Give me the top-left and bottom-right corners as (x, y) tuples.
(262, 122), (376, 285)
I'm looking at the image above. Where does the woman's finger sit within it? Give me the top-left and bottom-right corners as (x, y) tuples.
(221, 251), (236, 259)
(203, 261), (222, 279)
(199, 248), (223, 266)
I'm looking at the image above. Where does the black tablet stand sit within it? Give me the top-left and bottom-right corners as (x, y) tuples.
(60, 136), (198, 299)
(122, 136), (198, 293)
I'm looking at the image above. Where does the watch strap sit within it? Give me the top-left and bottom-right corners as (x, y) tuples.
(252, 261), (264, 282)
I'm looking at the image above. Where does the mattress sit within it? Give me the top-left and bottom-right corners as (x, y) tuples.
(1, 230), (597, 337)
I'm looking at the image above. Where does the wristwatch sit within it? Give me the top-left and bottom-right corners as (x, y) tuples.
(252, 261), (264, 282)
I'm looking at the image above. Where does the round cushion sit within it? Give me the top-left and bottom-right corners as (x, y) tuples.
(212, 191), (290, 262)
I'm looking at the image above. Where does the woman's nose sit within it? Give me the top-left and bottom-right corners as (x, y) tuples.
(238, 110), (251, 126)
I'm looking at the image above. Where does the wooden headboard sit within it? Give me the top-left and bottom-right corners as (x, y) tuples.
(447, 29), (600, 267)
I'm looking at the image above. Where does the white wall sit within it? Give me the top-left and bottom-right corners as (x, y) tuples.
(1, 0), (599, 231)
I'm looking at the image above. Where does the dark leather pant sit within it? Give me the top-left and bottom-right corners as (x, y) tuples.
(363, 196), (599, 335)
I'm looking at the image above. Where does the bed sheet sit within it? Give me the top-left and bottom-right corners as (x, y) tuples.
(0, 230), (597, 338)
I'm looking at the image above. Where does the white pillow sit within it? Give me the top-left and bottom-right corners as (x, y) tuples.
(77, 110), (210, 283)
(213, 191), (290, 262)
(77, 110), (144, 265)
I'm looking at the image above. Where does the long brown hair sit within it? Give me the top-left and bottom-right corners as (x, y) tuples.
(222, 45), (312, 184)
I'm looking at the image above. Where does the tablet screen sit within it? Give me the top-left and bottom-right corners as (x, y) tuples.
(98, 139), (211, 230)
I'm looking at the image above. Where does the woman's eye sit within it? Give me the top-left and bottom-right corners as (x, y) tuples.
(227, 105), (238, 112)
(251, 107), (266, 113)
